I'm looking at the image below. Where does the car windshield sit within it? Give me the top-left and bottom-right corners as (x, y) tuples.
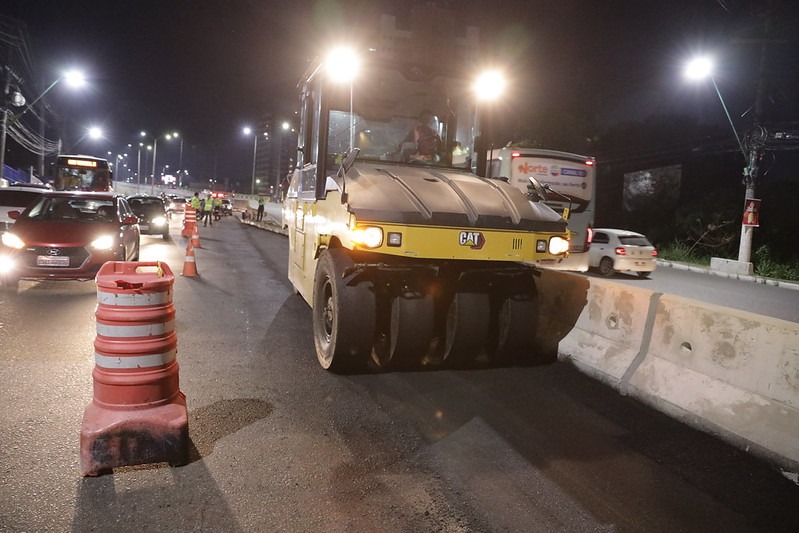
(23, 196), (116, 222)
(619, 235), (652, 247)
(129, 198), (165, 213)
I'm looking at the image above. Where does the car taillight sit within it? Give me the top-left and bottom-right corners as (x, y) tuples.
(652, 249), (658, 256)
(614, 247), (626, 255)
(585, 226), (593, 247)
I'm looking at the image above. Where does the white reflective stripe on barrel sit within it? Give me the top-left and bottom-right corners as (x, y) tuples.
(95, 349), (177, 369)
(96, 319), (174, 338)
(184, 256), (195, 262)
(97, 290), (172, 306)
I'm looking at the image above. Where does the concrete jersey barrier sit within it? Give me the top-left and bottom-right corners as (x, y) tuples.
(535, 269), (799, 472)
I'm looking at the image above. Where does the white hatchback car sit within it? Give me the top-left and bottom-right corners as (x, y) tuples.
(589, 228), (657, 278)
(1, 185), (47, 235)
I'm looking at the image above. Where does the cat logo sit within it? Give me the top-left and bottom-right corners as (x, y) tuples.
(459, 231), (485, 250)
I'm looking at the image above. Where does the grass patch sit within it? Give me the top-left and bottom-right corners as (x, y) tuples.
(658, 243), (799, 281)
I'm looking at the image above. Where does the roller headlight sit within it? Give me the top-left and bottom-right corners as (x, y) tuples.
(351, 226), (383, 248)
(548, 236), (570, 255)
(1, 232), (25, 250)
(90, 235), (115, 250)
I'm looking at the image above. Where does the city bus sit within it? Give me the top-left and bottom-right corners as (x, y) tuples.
(486, 148), (596, 271)
(54, 155), (113, 191)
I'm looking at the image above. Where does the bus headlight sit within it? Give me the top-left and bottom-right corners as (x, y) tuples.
(548, 236), (570, 255)
(1, 232), (25, 250)
(351, 226), (383, 248)
(90, 235), (115, 250)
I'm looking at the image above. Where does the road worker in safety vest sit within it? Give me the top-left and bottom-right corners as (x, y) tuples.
(190, 193), (201, 217)
(202, 195), (214, 227)
(257, 197), (265, 221)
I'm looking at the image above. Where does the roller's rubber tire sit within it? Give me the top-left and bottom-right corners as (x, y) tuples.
(443, 292), (490, 366)
(371, 292), (434, 370)
(313, 248), (375, 373)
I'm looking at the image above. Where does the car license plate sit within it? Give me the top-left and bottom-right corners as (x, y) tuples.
(140, 225), (149, 231)
(37, 255), (69, 267)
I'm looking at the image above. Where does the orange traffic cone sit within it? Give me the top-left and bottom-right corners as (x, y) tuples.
(191, 224), (201, 249)
(182, 242), (198, 277)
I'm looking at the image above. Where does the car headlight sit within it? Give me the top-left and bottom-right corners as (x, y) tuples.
(351, 226), (383, 248)
(548, 236), (570, 255)
(0, 255), (16, 274)
(1, 232), (25, 250)
(90, 235), (115, 250)
(152, 216), (167, 226)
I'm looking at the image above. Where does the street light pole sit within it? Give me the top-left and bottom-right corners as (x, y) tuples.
(243, 127), (261, 195)
(136, 143), (144, 194)
(151, 137), (158, 195)
(251, 134), (258, 195)
(0, 66), (15, 180)
(685, 56), (763, 273)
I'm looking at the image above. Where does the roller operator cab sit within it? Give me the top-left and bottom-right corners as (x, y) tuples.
(284, 47), (570, 373)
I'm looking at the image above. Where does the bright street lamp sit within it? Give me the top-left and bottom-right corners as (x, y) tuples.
(472, 69), (508, 176)
(13, 70), (86, 124)
(684, 56), (757, 270)
(69, 125), (103, 150)
(324, 46), (360, 83)
(684, 57), (746, 158)
(473, 70), (507, 102)
(0, 68), (86, 179)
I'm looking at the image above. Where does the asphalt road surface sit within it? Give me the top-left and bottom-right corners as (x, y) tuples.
(0, 215), (796, 532)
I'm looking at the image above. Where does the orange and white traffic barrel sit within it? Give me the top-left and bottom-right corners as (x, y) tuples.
(182, 208), (196, 237)
(79, 261), (188, 476)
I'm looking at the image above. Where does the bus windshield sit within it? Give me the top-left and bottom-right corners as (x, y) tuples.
(54, 156), (112, 191)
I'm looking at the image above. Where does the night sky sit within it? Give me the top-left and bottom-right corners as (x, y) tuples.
(3, 0), (798, 182)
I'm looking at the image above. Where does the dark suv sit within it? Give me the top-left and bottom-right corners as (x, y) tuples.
(127, 195), (170, 238)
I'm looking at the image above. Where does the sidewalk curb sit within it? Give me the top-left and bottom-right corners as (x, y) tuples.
(656, 260), (799, 291)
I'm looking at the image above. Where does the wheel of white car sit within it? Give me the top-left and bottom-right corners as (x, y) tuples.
(599, 257), (615, 277)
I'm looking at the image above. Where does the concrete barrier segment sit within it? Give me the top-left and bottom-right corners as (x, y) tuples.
(626, 294), (799, 470)
(536, 270), (658, 388)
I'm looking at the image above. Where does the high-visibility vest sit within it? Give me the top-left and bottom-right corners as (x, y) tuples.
(203, 199), (213, 211)
(190, 196), (201, 209)
(258, 198), (265, 206)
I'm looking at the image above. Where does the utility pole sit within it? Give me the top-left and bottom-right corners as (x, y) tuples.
(733, 1), (780, 270)
(0, 66), (14, 180)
